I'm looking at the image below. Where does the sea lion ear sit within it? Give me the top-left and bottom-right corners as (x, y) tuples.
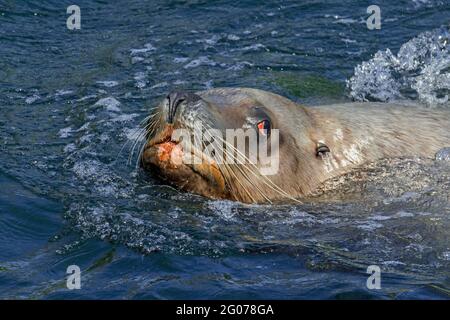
(316, 142), (330, 157)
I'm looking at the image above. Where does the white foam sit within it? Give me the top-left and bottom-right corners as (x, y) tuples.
(439, 251), (450, 261)
(63, 143), (77, 153)
(184, 56), (217, 69)
(25, 94), (40, 104)
(130, 43), (156, 55)
(347, 26), (450, 107)
(226, 61), (253, 71)
(55, 89), (74, 96)
(173, 80), (187, 85)
(357, 221), (383, 231)
(394, 211), (415, 218)
(207, 200), (238, 221)
(80, 133), (95, 144)
(94, 97), (121, 112)
(234, 43), (265, 52)
(96, 81), (119, 87)
(227, 34), (240, 41)
(196, 35), (220, 45)
(435, 147), (450, 161)
(370, 215), (392, 221)
(134, 72), (147, 88)
(382, 260), (406, 266)
(131, 56), (145, 64)
(110, 113), (139, 122)
(174, 57), (189, 63)
(58, 126), (73, 138)
(77, 95), (97, 102)
(333, 18), (358, 24)
(150, 82), (168, 89)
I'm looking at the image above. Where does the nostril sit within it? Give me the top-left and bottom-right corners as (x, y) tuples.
(165, 91), (201, 123)
(175, 97), (186, 107)
(167, 91), (187, 123)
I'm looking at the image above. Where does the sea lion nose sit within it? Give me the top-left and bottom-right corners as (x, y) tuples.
(165, 91), (201, 123)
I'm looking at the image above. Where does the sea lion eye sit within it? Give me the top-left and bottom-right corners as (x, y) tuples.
(257, 119), (271, 136)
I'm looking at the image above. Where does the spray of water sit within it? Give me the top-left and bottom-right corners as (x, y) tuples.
(347, 26), (450, 107)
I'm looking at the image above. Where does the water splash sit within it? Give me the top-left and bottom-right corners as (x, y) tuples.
(347, 26), (450, 107)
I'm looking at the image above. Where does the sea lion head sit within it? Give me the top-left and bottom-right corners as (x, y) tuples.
(140, 88), (318, 203)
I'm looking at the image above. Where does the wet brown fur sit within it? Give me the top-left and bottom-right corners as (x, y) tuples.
(142, 88), (450, 203)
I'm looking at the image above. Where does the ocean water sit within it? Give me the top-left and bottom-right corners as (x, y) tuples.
(0, 0), (449, 299)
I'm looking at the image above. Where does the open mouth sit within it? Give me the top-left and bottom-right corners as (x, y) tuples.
(143, 124), (183, 166)
(145, 124), (220, 167)
(141, 124), (226, 192)
(146, 124), (175, 148)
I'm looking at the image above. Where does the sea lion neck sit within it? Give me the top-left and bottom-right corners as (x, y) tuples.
(298, 106), (338, 147)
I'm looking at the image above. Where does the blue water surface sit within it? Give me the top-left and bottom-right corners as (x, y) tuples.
(0, 0), (449, 299)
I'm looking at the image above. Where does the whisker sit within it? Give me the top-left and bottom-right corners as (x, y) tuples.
(205, 124), (301, 203)
(201, 128), (258, 203)
(116, 126), (144, 163)
(121, 109), (163, 167)
(202, 124), (272, 203)
(128, 128), (146, 165)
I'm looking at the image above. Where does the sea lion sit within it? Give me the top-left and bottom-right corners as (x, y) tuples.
(140, 88), (450, 203)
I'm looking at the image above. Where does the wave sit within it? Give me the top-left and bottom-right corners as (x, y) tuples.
(347, 26), (450, 107)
